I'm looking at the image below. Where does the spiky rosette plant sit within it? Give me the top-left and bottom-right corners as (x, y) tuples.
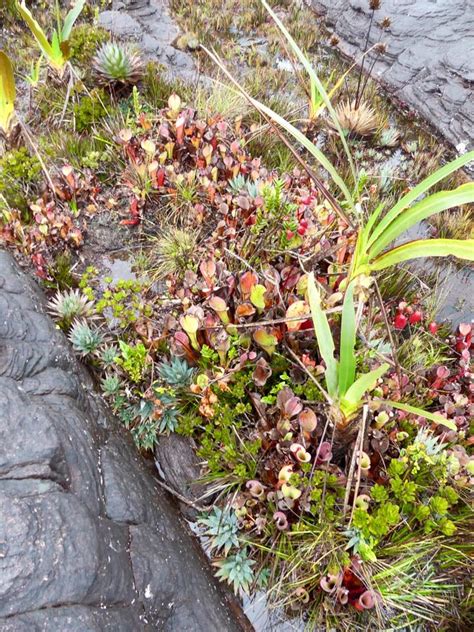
(92, 42), (144, 85)
(47, 289), (95, 329)
(68, 319), (104, 356)
(334, 99), (378, 137)
(157, 356), (194, 387)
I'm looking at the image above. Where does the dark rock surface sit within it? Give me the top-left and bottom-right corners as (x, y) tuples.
(310, 0), (474, 150)
(0, 251), (246, 631)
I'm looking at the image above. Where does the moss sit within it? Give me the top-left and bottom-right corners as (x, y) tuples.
(69, 23), (110, 68)
(72, 88), (111, 132)
(0, 148), (42, 216)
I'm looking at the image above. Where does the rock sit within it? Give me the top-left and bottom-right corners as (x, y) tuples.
(98, 10), (142, 37)
(1, 606), (146, 632)
(0, 250), (247, 631)
(0, 491), (135, 618)
(98, 0), (199, 83)
(310, 0), (474, 150)
(155, 433), (208, 514)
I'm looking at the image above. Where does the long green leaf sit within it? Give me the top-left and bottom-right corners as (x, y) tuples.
(61, 0), (86, 41)
(370, 238), (474, 271)
(367, 151), (474, 248)
(252, 97), (355, 208)
(338, 280), (356, 397)
(17, 1), (62, 68)
(384, 400), (457, 432)
(369, 183), (474, 257)
(307, 273), (338, 398)
(341, 363), (389, 415)
(204, 45), (355, 208)
(0, 51), (15, 132)
(261, 0), (357, 188)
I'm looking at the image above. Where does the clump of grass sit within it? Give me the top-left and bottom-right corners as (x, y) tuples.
(151, 227), (199, 279)
(429, 206), (474, 240)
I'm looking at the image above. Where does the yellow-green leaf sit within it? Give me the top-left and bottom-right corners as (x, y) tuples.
(370, 238), (474, 271)
(307, 273), (338, 398)
(367, 151), (474, 248)
(17, 1), (63, 69)
(384, 400), (457, 432)
(338, 281), (356, 397)
(260, 0), (357, 187)
(341, 363), (389, 416)
(369, 183), (474, 258)
(0, 51), (15, 132)
(250, 284), (266, 311)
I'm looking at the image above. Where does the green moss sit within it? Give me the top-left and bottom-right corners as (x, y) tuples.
(73, 88), (111, 132)
(0, 148), (42, 216)
(69, 23), (110, 67)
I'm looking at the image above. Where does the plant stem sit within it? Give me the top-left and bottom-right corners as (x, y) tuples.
(354, 10), (374, 108)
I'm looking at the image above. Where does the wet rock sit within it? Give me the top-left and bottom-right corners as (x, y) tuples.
(0, 490), (135, 618)
(310, 0), (474, 149)
(0, 250), (247, 631)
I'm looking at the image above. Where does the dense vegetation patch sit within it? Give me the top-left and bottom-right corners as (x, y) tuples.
(1, 1), (473, 630)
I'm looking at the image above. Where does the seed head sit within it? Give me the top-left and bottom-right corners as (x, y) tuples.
(380, 16), (391, 29)
(329, 34), (340, 47)
(369, 0), (381, 10)
(374, 42), (387, 54)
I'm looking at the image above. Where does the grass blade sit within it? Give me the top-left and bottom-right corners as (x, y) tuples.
(370, 238), (474, 271)
(0, 51), (15, 133)
(260, 0), (357, 188)
(204, 46), (354, 209)
(252, 98), (354, 208)
(341, 363), (389, 416)
(338, 280), (356, 397)
(384, 400), (457, 431)
(367, 151), (474, 248)
(369, 184), (474, 257)
(307, 273), (338, 398)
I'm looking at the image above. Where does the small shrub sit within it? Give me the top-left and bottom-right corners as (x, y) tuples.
(72, 88), (110, 132)
(0, 148), (42, 216)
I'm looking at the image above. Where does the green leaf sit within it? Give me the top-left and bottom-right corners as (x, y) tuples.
(369, 183), (474, 257)
(17, 1), (63, 69)
(370, 238), (474, 271)
(250, 284), (266, 311)
(338, 280), (356, 397)
(307, 273), (338, 398)
(253, 97), (354, 209)
(384, 400), (458, 431)
(61, 0), (86, 41)
(0, 51), (16, 133)
(367, 151), (474, 248)
(341, 363), (389, 416)
(260, 0), (357, 187)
